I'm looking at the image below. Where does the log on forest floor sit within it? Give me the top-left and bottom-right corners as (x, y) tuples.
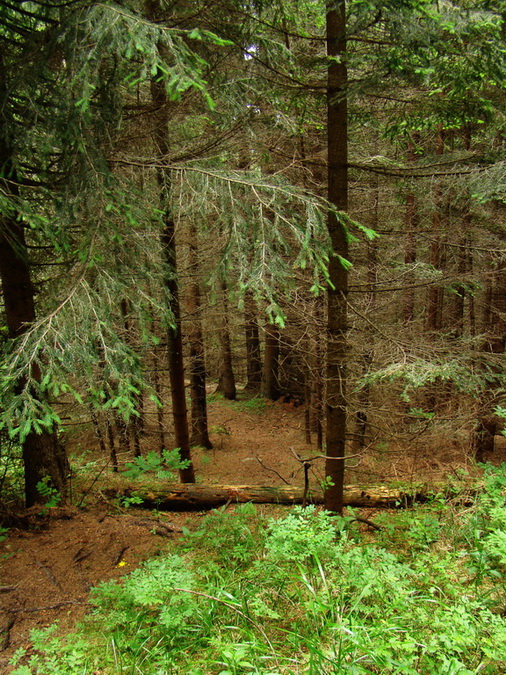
(107, 483), (447, 511)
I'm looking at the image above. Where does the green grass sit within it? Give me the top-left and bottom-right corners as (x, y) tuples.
(10, 466), (506, 674)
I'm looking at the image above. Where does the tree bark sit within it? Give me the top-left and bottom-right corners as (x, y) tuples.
(215, 278), (237, 400)
(150, 67), (195, 483)
(472, 255), (506, 461)
(354, 169), (378, 450)
(188, 221), (212, 449)
(0, 50), (68, 506)
(261, 322), (280, 400)
(426, 126), (445, 332)
(244, 292), (262, 392)
(403, 133), (419, 324)
(112, 483), (438, 510)
(325, 1), (348, 514)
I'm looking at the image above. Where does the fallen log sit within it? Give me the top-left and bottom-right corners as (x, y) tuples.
(108, 483), (438, 511)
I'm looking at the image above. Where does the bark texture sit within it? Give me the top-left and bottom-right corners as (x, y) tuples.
(325, 1), (349, 513)
(261, 322), (280, 400)
(112, 483), (432, 510)
(215, 278), (237, 400)
(188, 221), (212, 449)
(150, 53), (195, 483)
(0, 50), (68, 506)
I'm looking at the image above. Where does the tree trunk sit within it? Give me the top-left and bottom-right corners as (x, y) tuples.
(150, 66), (194, 483)
(112, 483), (437, 510)
(261, 322), (280, 400)
(426, 126), (445, 332)
(403, 133), (419, 324)
(0, 51), (68, 506)
(188, 221), (212, 449)
(120, 298), (144, 457)
(215, 278), (237, 400)
(354, 169), (378, 451)
(151, 346), (166, 455)
(472, 255), (506, 461)
(308, 297), (325, 449)
(325, 1), (349, 514)
(449, 129), (472, 338)
(244, 292), (262, 392)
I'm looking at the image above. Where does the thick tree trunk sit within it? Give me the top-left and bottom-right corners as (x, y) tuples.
(188, 222), (212, 449)
(261, 322), (280, 400)
(0, 52), (68, 506)
(150, 72), (195, 483)
(244, 292), (262, 392)
(215, 278), (237, 400)
(325, 1), (348, 514)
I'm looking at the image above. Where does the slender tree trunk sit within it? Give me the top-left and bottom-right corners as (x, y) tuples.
(90, 408), (107, 456)
(426, 126), (445, 332)
(150, 68), (194, 483)
(403, 133), (419, 324)
(449, 129), (472, 338)
(188, 222), (212, 448)
(473, 256), (506, 461)
(325, 1), (348, 513)
(244, 292), (262, 392)
(215, 278), (237, 400)
(106, 415), (118, 472)
(309, 297), (325, 450)
(120, 298), (143, 457)
(261, 322), (280, 400)
(151, 347), (166, 455)
(354, 171), (378, 451)
(0, 51), (68, 506)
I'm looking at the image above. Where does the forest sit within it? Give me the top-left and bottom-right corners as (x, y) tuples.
(1, 0), (506, 673)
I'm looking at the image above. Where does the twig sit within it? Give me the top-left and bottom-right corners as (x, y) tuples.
(0, 616), (15, 651)
(351, 517), (382, 531)
(255, 456), (290, 485)
(34, 559), (62, 590)
(7, 600), (89, 614)
(290, 447), (361, 463)
(113, 546), (129, 566)
(77, 459), (113, 507)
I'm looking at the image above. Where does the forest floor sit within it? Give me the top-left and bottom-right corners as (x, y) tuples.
(1, 392), (506, 671)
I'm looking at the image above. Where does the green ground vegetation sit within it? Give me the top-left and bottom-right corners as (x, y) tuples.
(9, 465), (506, 674)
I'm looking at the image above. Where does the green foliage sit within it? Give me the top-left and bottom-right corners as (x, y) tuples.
(0, 439), (24, 502)
(359, 355), (495, 402)
(234, 397), (268, 414)
(265, 505), (341, 562)
(122, 448), (191, 481)
(36, 477), (62, 511)
(12, 477), (506, 673)
(182, 502), (263, 565)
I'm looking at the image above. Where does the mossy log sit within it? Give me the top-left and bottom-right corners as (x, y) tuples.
(113, 483), (436, 511)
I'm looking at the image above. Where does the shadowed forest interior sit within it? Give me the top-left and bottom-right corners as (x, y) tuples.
(2, 1), (506, 673)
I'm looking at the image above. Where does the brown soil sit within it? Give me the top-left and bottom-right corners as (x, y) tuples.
(1, 395), (504, 671)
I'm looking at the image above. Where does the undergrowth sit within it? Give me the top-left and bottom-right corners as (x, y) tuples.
(10, 466), (506, 674)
